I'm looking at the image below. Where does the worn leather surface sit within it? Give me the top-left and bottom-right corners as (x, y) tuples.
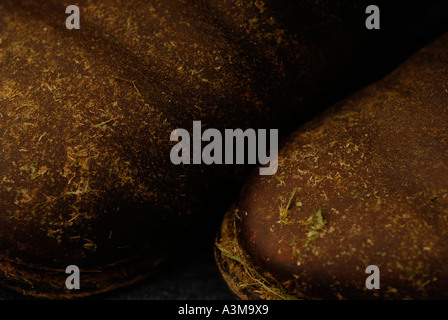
(221, 32), (448, 299)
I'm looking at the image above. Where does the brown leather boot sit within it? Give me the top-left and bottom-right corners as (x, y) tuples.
(215, 32), (448, 300)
